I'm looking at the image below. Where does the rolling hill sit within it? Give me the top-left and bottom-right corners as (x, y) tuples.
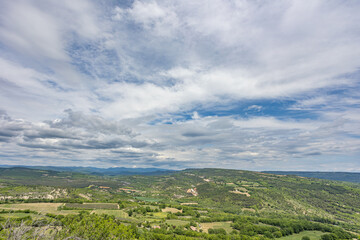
(0, 165), (175, 176)
(1, 167), (360, 238)
(263, 171), (360, 183)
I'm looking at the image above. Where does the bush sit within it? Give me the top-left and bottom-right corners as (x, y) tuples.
(321, 233), (338, 240)
(273, 231), (283, 238)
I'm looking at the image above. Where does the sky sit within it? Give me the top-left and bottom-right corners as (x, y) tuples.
(0, 0), (360, 171)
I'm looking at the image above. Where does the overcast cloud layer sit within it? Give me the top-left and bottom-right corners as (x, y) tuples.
(0, 0), (359, 171)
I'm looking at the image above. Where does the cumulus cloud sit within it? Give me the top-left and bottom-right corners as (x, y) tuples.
(93, 0), (360, 118)
(0, 108), (360, 170)
(0, 0), (359, 170)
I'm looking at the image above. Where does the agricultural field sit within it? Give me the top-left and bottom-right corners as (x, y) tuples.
(200, 221), (233, 233)
(91, 209), (128, 218)
(165, 219), (190, 226)
(152, 211), (167, 218)
(64, 203), (119, 210)
(162, 207), (182, 213)
(0, 203), (63, 214)
(134, 196), (161, 202)
(279, 231), (324, 240)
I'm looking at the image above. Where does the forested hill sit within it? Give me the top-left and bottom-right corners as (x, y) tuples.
(0, 165), (175, 176)
(263, 171), (360, 183)
(1, 167), (360, 236)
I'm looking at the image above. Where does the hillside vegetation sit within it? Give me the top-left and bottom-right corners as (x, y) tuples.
(264, 171), (360, 183)
(0, 167), (359, 239)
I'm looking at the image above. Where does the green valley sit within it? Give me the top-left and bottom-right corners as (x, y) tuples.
(0, 167), (359, 239)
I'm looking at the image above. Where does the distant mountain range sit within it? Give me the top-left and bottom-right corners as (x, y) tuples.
(0, 165), (176, 176)
(1, 165), (359, 183)
(263, 171), (360, 183)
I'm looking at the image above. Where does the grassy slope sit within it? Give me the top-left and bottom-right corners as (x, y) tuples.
(279, 231), (323, 240)
(113, 168), (360, 232)
(121, 169), (360, 213)
(264, 171), (360, 183)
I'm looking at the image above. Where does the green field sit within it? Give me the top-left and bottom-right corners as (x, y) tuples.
(200, 221), (233, 233)
(279, 231), (324, 240)
(0, 203), (63, 213)
(152, 211), (168, 218)
(134, 197), (161, 202)
(0, 212), (36, 219)
(91, 209), (128, 218)
(0, 203), (81, 215)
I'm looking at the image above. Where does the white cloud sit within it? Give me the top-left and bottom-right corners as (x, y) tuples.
(0, 1), (66, 61)
(0, 0), (359, 170)
(0, 107), (360, 170)
(246, 105), (262, 111)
